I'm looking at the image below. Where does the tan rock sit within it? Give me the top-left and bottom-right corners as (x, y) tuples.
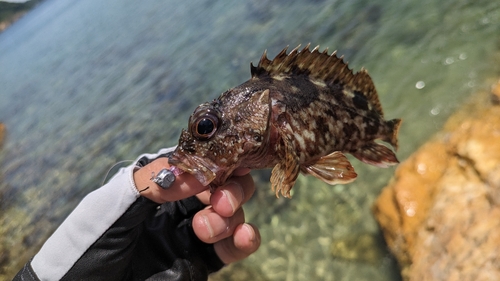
(373, 90), (500, 280)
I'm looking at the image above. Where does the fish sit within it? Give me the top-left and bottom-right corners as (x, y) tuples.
(168, 44), (401, 198)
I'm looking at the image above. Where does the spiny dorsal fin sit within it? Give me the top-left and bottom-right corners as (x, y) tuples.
(250, 44), (384, 116)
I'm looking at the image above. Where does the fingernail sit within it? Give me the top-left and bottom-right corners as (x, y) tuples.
(242, 223), (254, 239)
(202, 213), (229, 238)
(224, 181), (244, 213)
(242, 223), (257, 242)
(222, 189), (237, 214)
(201, 215), (214, 238)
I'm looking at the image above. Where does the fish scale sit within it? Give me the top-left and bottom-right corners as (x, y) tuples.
(169, 44), (401, 198)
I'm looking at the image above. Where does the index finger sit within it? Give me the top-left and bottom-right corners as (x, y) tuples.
(133, 157), (208, 203)
(196, 167), (252, 205)
(168, 166), (252, 202)
(232, 167), (251, 176)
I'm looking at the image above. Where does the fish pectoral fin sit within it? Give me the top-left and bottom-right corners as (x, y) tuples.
(270, 135), (299, 198)
(351, 142), (399, 168)
(303, 151), (357, 185)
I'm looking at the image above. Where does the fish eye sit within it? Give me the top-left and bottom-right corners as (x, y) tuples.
(191, 112), (219, 140)
(197, 118), (215, 135)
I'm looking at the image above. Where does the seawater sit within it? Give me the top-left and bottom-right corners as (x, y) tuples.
(0, 0), (499, 280)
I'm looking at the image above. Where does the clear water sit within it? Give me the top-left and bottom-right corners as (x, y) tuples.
(0, 0), (499, 280)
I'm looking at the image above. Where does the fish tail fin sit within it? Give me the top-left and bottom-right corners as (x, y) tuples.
(384, 118), (402, 151)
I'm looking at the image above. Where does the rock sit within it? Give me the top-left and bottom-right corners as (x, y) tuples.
(373, 88), (500, 281)
(329, 233), (386, 265)
(0, 1), (42, 33)
(0, 123), (5, 148)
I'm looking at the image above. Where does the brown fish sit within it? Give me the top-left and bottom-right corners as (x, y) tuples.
(168, 44), (401, 198)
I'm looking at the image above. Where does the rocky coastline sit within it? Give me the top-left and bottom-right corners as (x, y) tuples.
(0, 0), (43, 33)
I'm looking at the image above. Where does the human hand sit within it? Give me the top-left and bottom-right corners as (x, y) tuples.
(133, 157), (261, 265)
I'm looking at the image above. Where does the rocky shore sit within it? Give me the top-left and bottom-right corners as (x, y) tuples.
(0, 1), (43, 33)
(373, 81), (500, 280)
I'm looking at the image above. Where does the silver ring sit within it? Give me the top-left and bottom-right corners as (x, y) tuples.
(151, 168), (175, 189)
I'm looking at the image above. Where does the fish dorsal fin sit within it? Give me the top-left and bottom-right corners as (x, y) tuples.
(250, 44), (384, 116)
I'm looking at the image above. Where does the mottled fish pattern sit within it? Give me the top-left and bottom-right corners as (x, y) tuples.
(169, 44), (401, 198)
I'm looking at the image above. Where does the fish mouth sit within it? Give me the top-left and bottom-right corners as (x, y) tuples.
(168, 149), (218, 186)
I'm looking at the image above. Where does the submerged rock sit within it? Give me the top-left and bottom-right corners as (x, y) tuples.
(329, 232), (386, 265)
(373, 81), (500, 280)
(0, 123), (5, 148)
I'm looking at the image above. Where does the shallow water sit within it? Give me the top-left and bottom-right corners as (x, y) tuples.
(0, 0), (499, 280)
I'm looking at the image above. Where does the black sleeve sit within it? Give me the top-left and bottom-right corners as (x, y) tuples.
(56, 196), (224, 281)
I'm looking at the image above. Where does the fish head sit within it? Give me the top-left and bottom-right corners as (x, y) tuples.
(169, 89), (271, 186)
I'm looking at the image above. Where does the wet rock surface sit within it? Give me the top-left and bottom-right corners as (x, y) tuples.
(373, 82), (500, 281)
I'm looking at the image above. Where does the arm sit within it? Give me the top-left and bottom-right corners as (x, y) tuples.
(14, 147), (260, 281)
